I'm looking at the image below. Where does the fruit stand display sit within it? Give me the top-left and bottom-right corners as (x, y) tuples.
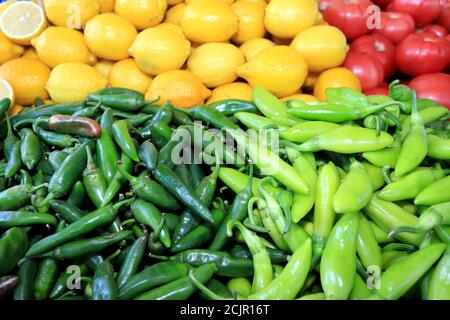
(0, 0), (449, 302)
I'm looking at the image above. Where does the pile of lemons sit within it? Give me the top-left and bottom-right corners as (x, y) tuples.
(0, 0), (361, 113)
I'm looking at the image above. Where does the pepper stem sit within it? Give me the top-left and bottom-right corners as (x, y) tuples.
(276, 190), (293, 235)
(112, 197), (135, 212)
(243, 217), (268, 233)
(116, 161), (135, 182)
(148, 254), (169, 261)
(382, 243), (416, 252)
(188, 269), (231, 300)
(106, 249), (122, 262)
(150, 216), (166, 243)
(381, 165), (393, 184)
(388, 226), (422, 239)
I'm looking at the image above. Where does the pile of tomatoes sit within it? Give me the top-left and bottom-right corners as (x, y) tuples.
(320, 0), (450, 108)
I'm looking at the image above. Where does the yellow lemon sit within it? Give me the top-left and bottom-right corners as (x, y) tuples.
(0, 31), (23, 64)
(114, 0), (167, 30)
(0, 1), (16, 16)
(231, 0), (265, 44)
(280, 93), (318, 103)
(42, 0), (100, 29)
(94, 60), (115, 79)
(109, 59), (153, 94)
(0, 79), (14, 106)
(129, 27), (191, 76)
(304, 72), (319, 89)
(291, 25), (349, 73)
(246, 0), (266, 5)
(46, 62), (107, 104)
(145, 70), (211, 108)
(31, 27), (96, 68)
(84, 13), (137, 61)
(187, 42), (245, 88)
(0, 58), (50, 105)
(264, 0), (318, 39)
(98, 0), (115, 12)
(181, 0), (238, 44)
(167, 0), (184, 4)
(155, 23), (185, 37)
(22, 48), (38, 60)
(0, 1), (46, 45)
(314, 67), (362, 101)
(165, 2), (186, 26)
(237, 45), (308, 97)
(239, 38), (274, 61)
(207, 82), (252, 104)
(185, 0), (235, 3)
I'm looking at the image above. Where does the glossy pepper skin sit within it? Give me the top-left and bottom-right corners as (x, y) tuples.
(92, 261), (118, 300)
(111, 120), (140, 162)
(4, 140), (21, 179)
(281, 121), (340, 143)
(428, 250), (450, 300)
(82, 146), (107, 208)
(116, 235), (147, 289)
(320, 212), (360, 300)
(357, 216), (383, 270)
(19, 128), (42, 170)
(0, 228), (29, 276)
(415, 175), (450, 206)
(427, 135), (450, 160)
(208, 99), (257, 116)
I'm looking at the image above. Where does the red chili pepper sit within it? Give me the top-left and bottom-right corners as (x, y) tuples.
(48, 115), (102, 138)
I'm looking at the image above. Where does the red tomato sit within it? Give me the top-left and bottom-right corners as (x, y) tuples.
(387, 0), (442, 27)
(319, 0), (373, 40)
(363, 82), (389, 95)
(372, 11), (415, 44)
(409, 72), (450, 108)
(438, 6), (450, 33)
(395, 33), (450, 76)
(343, 51), (385, 90)
(350, 34), (396, 77)
(371, 0), (392, 8)
(416, 24), (448, 37)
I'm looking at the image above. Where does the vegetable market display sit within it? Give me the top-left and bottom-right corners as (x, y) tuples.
(0, 80), (449, 301)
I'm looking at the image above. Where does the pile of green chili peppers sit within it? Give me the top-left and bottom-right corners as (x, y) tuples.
(0, 81), (449, 301)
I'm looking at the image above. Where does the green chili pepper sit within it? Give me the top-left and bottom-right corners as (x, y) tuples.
(326, 87), (369, 107)
(96, 130), (120, 185)
(3, 113), (19, 161)
(389, 81), (413, 101)
(395, 91), (427, 176)
(363, 193), (425, 246)
(94, 87), (144, 97)
(101, 153), (133, 207)
(5, 140), (22, 179)
(350, 274), (373, 300)
(320, 212), (360, 300)
(92, 260), (118, 300)
(186, 105), (240, 130)
(88, 93), (147, 112)
(312, 162), (341, 262)
(48, 151), (68, 172)
(0, 98), (11, 116)
(26, 198), (133, 257)
(208, 99), (257, 115)
(82, 146), (107, 208)
(135, 263), (215, 300)
(357, 215), (383, 270)
(19, 128), (42, 170)
(187, 163), (204, 189)
(50, 264), (89, 299)
(227, 277), (252, 297)
(234, 112), (278, 130)
(111, 120), (139, 162)
(294, 126), (394, 154)
(427, 134), (450, 160)
(131, 199), (171, 248)
(230, 130), (309, 194)
(13, 257), (38, 300)
(33, 125), (79, 148)
(42, 231), (132, 260)
(415, 175), (450, 206)
(398, 106), (448, 140)
(379, 168), (444, 202)
(362, 146), (401, 168)
(229, 245), (289, 264)
(333, 159), (372, 214)
(428, 249), (450, 300)
(172, 205), (225, 253)
(375, 243), (446, 300)
(138, 140), (158, 171)
(116, 235), (147, 289)
(0, 184), (47, 211)
(118, 262), (190, 300)
(361, 161), (385, 191)
(66, 181), (86, 208)
(0, 211), (56, 228)
(0, 227), (29, 276)
(280, 121), (340, 143)
(153, 163), (214, 223)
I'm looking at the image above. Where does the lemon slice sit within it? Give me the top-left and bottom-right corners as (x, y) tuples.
(0, 79), (15, 106)
(0, 1), (47, 45)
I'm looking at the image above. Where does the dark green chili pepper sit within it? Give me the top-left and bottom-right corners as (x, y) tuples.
(88, 93), (147, 112)
(116, 235), (147, 289)
(94, 87), (144, 97)
(48, 151), (69, 172)
(66, 181), (86, 208)
(33, 170), (50, 213)
(3, 113), (19, 161)
(171, 205), (225, 253)
(26, 198), (133, 257)
(135, 263), (215, 300)
(99, 108), (115, 136)
(160, 250), (253, 278)
(209, 167), (253, 251)
(42, 231), (132, 260)
(174, 164), (192, 186)
(5, 140), (22, 179)
(138, 140), (158, 171)
(187, 163), (204, 189)
(36, 158), (54, 176)
(82, 145), (107, 208)
(101, 153), (133, 207)
(19, 128), (42, 170)
(0, 98), (11, 116)
(0, 275), (19, 300)
(153, 163), (214, 224)
(72, 103), (101, 118)
(92, 260), (118, 300)
(208, 99), (257, 116)
(117, 165), (180, 211)
(228, 245), (290, 264)
(173, 109), (193, 125)
(118, 261), (190, 300)
(112, 120), (139, 162)
(0, 184), (47, 211)
(33, 123), (78, 148)
(0, 227), (29, 276)
(186, 105), (240, 130)
(48, 115), (101, 138)
(0, 211), (57, 228)
(49, 264), (89, 299)
(200, 279), (233, 300)
(13, 235), (41, 300)
(96, 129), (120, 185)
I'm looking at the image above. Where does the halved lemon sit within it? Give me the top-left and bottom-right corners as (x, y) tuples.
(0, 79), (15, 107)
(0, 1), (47, 45)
